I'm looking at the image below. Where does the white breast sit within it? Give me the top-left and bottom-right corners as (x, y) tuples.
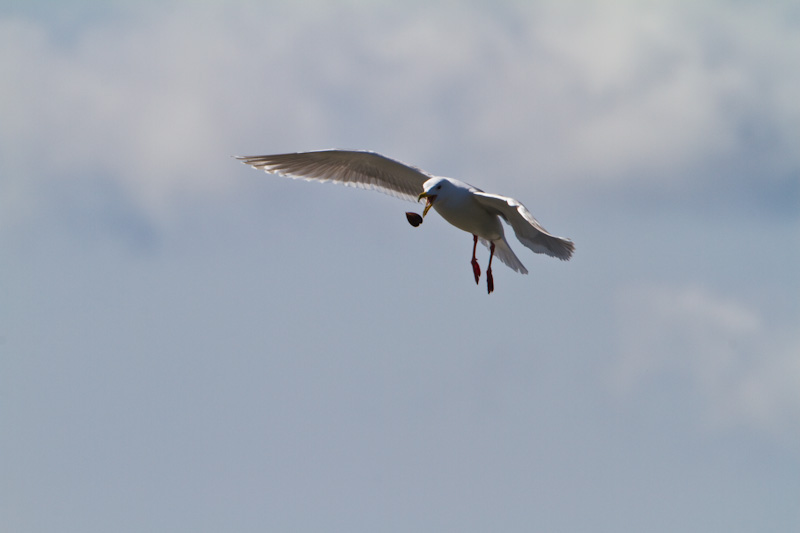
(432, 187), (504, 240)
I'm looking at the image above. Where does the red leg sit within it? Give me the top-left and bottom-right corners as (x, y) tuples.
(471, 235), (481, 284)
(486, 242), (495, 294)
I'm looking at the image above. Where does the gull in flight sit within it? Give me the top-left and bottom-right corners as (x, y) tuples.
(236, 150), (574, 294)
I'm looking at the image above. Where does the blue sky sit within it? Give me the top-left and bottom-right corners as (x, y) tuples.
(2, 1), (799, 531)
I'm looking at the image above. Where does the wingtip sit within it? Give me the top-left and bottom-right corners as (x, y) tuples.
(234, 155), (266, 166)
(558, 239), (576, 261)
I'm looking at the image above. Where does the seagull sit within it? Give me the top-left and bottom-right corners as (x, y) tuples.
(236, 150), (574, 294)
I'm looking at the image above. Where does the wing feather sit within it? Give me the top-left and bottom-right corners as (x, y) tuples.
(235, 150), (431, 202)
(473, 192), (575, 261)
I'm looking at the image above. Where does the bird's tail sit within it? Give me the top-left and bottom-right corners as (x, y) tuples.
(480, 237), (528, 275)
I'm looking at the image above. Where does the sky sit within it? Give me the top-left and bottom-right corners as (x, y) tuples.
(1, 0), (799, 531)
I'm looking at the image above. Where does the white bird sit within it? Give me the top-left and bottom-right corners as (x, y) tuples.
(236, 150), (574, 293)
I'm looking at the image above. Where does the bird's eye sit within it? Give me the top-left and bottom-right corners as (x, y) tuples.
(435, 185), (442, 190)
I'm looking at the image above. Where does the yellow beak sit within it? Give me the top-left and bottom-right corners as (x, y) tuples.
(418, 191), (435, 217)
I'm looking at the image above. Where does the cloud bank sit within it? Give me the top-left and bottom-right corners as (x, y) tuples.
(2, 0), (798, 227)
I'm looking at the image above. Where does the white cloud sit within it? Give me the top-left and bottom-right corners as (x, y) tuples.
(613, 283), (800, 441)
(1, 0), (797, 228)
(483, 0), (800, 185)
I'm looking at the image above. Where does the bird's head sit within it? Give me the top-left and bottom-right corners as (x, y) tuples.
(418, 178), (447, 217)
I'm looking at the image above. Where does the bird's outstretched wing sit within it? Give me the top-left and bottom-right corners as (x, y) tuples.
(472, 192), (575, 261)
(235, 150), (432, 202)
